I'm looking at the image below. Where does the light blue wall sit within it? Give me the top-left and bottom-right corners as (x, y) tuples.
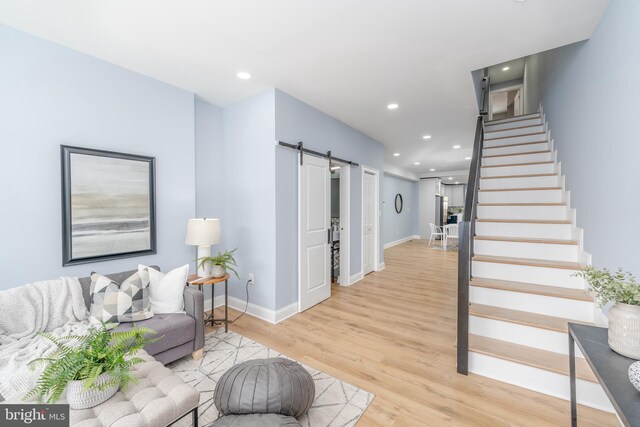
(274, 89), (385, 310)
(0, 24), (196, 289)
(522, 0), (640, 274)
(383, 174), (419, 245)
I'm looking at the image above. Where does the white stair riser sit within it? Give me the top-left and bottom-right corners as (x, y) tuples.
(481, 163), (556, 177)
(475, 221), (573, 239)
(484, 133), (547, 146)
(480, 175), (560, 190)
(483, 142), (549, 157)
(482, 151), (552, 166)
(472, 260), (585, 288)
(485, 117), (542, 131)
(469, 316), (583, 356)
(486, 113), (542, 126)
(470, 286), (594, 321)
(477, 205), (568, 221)
(478, 189), (565, 204)
(474, 240), (578, 262)
(468, 353), (613, 412)
(484, 125), (545, 139)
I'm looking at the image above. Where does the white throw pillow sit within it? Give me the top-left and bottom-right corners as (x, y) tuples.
(138, 264), (189, 314)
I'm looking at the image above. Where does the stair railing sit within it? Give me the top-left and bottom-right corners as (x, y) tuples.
(457, 75), (489, 375)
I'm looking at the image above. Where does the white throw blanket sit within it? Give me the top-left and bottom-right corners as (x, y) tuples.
(0, 277), (91, 402)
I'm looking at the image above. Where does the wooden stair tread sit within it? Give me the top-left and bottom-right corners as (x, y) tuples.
(470, 277), (593, 302)
(482, 161), (555, 168)
(484, 124), (542, 134)
(483, 150), (551, 158)
(480, 173), (558, 180)
(475, 235), (577, 245)
(473, 254), (585, 270)
(469, 303), (590, 332)
(479, 187), (562, 192)
(484, 131), (546, 141)
(469, 335), (597, 383)
(477, 202), (566, 207)
(483, 140), (548, 149)
(476, 218), (571, 224)
(485, 114), (541, 125)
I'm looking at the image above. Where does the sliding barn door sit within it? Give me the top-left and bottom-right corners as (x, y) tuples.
(298, 154), (331, 312)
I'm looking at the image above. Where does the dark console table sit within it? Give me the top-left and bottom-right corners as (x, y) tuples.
(568, 323), (640, 426)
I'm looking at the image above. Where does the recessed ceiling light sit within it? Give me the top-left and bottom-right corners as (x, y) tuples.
(236, 71), (252, 79)
(387, 103), (399, 110)
(465, 156), (472, 160)
(502, 66), (510, 71)
(448, 177), (453, 180)
(455, 182), (459, 184)
(330, 166), (340, 171)
(422, 135), (432, 140)
(414, 162), (421, 165)
(429, 168), (435, 172)
(393, 153), (400, 157)
(453, 145), (461, 149)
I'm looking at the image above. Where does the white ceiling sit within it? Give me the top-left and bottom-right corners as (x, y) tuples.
(488, 57), (526, 86)
(0, 0), (608, 175)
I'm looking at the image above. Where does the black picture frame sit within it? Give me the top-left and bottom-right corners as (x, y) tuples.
(61, 145), (157, 266)
(394, 193), (403, 214)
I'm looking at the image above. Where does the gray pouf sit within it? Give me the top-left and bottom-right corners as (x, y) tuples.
(214, 358), (315, 418)
(211, 414), (302, 427)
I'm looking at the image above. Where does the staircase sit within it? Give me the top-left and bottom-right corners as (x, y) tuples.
(465, 111), (613, 412)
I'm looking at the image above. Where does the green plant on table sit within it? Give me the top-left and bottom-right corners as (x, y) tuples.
(198, 248), (239, 278)
(25, 324), (159, 404)
(574, 266), (640, 307)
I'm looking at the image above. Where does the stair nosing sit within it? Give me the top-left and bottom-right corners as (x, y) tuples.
(483, 140), (548, 150)
(468, 334), (597, 383)
(474, 235), (577, 245)
(485, 114), (541, 125)
(480, 173), (558, 180)
(477, 202), (566, 207)
(479, 187), (562, 192)
(484, 131), (547, 142)
(476, 218), (571, 224)
(470, 277), (593, 302)
(469, 303), (590, 332)
(484, 124), (543, 134)
(473, 254), (585, 270)
(481, 161), (555, 169)
(483, 150), (551, 159)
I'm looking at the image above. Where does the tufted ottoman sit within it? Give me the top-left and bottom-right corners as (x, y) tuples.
(70, 351), (200, 427)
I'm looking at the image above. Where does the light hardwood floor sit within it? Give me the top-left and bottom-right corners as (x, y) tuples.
(206, 240), (618, 426)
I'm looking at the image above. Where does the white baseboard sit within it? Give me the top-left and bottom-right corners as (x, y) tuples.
(349, 271), (364, 285)
(384, 235), (420, 249)
(377, 262), (385, 271)
(204, 296), (298, 325)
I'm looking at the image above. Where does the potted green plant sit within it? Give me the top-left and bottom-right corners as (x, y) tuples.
(198, 248), (239, 278)
(574, 266), (640, 359)
(25, 324), (158, 409)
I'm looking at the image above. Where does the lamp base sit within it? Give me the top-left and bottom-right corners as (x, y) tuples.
(196, 245), (212, 277)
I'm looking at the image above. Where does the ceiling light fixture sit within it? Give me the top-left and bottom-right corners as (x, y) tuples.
(448, 177), (453, 180)
(393, 153), (400, 157)
(236, 71), (252, 80)
(465, 156), (472, 160)
(330, 166), (340, 171)
(387, 103), (399, 110)
(422, 135), (432, 140)
(502, 66), (510, 71)
(429, 168), (435, 172)
(453, 145), (461, 149)
(414, 162), (421, 165)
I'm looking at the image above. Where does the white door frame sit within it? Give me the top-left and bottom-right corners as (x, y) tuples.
(337, 163), (351, 287)
(361, 166), (380, 277)
(489, 83), (524, 120)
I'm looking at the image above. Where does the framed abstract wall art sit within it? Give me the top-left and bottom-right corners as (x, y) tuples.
(61, 145), (156, 266)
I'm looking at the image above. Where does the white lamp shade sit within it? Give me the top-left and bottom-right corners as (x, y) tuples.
(186, 218), (221, 246)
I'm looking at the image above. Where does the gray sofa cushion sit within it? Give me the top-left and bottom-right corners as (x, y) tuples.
(113, 313), (195, 356)
(214, 358), (315, 418)
(211, 414), (302, 427)
(78, 266), (160, 311)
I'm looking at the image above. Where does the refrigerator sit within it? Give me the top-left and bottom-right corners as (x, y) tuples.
(435, 195), (448, 228)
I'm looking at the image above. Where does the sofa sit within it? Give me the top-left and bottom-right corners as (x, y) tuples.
(78, 265), (205, 365)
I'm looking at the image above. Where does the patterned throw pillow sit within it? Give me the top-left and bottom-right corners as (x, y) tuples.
(89, 271), (154, 323)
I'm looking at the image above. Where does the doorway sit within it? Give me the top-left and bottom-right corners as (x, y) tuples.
(362, 167), (379, 276)
(298, 154), (351, 312)
(489, 84), (524, 120)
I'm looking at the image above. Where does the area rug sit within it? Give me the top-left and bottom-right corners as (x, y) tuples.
(168, 328), (374, 427)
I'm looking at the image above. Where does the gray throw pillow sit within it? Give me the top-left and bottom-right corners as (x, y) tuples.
(89, 271), (154, 323)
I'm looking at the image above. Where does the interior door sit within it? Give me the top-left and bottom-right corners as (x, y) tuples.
(299, 154), (331, 312)
(363, 171), (375, 275)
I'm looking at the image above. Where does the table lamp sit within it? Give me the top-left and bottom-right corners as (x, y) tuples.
(186, 218), (221, 277)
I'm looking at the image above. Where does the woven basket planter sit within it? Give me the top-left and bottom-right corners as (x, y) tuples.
(66, 373), (118, 409)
